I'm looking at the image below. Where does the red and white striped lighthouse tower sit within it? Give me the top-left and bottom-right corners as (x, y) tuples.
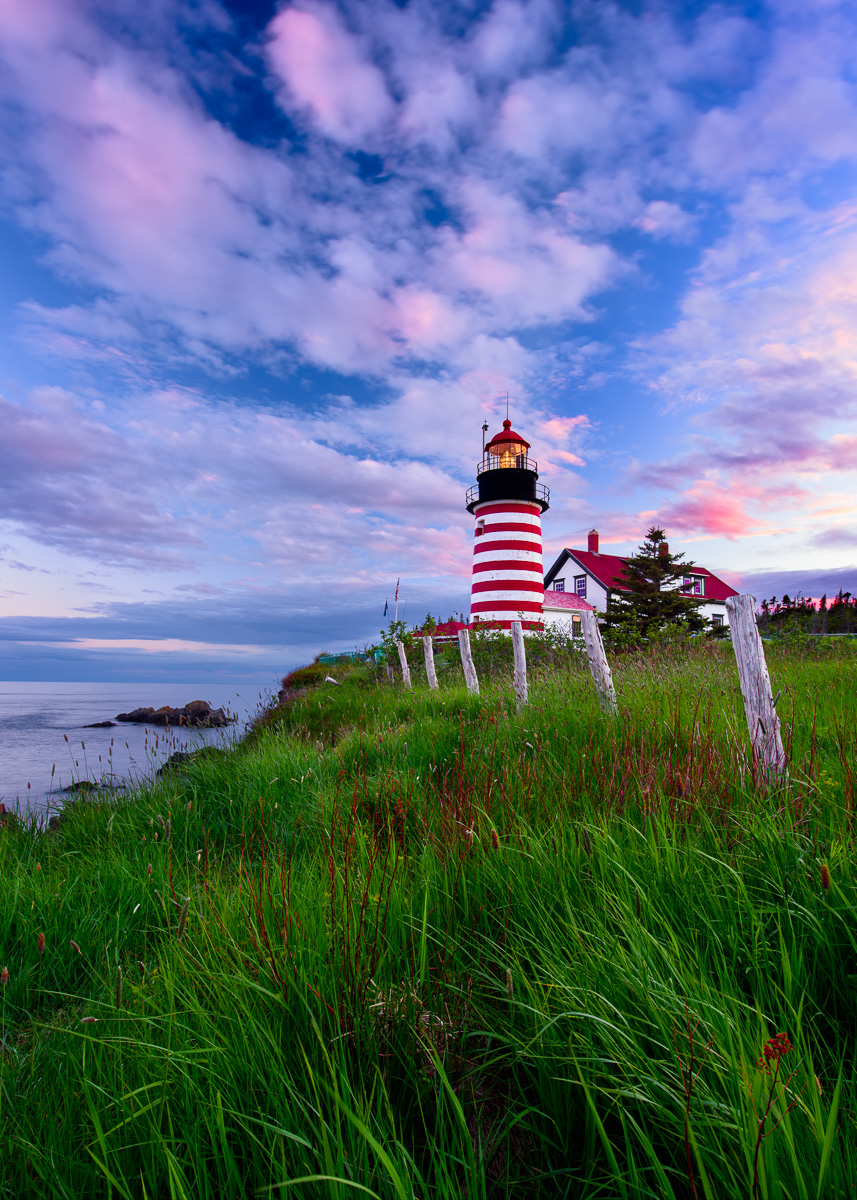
(466, 419), (550, 629)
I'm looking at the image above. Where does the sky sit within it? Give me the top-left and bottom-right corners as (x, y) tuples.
(1, 0), (856, 683)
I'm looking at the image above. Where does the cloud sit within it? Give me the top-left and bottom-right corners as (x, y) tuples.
(734, 564), (857, 603)
(635, 200), (697, 242)
(470, 0), (557, 81)
(634, 181), (857, 540)
(0, 387), (200, 566)
(812, 527), (857, 549)
(266, 2), (393, 144)
(0, 574), (470, 682)
(657, 480), (763, 540)
(690, 17), (857, 186)
(0, 383), (474, 576)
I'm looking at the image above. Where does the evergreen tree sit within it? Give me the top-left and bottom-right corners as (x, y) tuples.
(602, 527), (709, 638)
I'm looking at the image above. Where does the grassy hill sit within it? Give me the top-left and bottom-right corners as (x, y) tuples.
(0, 638), (855, 1198)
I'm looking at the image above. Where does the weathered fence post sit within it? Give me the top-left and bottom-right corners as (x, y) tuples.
(579, 609), (618, 714)
(511, 619), (528, 708)
(726, 594), (786, 776)
(423, 635), (439, 691)
(457, 629), (480, 696)
(396, 640), (412, 690)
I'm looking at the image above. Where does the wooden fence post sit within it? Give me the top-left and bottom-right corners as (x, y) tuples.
(396, 640), (412, 690)
(579, 610), (618, 714)
(457, 629), (480, 696)
(726, 594), (786, 776)
(423, 635), (439, 691)
(511, 620), (528, 708)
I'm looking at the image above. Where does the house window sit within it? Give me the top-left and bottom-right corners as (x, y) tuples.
(683, 575), (705, 596)
(572, 614), (582, 638)
(554, 579), (565, 592)
(712, 614), (724, 627)
(575, 575), (587, 598)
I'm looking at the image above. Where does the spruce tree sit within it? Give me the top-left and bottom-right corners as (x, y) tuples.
(602, 527), (709, 639)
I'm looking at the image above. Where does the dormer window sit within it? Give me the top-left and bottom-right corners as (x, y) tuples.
(554, 579), (565, 592)
(683, 575), (705, 596)
(575, 576), (587, 598)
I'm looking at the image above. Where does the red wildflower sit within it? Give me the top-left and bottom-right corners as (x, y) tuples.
(821, 864), (831, 892)
(37, 932), (45, 956)
(757, 1032), (792, 1073)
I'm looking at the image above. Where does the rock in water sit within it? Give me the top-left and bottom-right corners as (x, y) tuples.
(114, 700), (234, 728)
(83, 720), (117, 728)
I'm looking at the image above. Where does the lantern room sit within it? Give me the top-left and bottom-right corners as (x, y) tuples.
(466, 417), (549, 513)
(485, 419), (530, 468)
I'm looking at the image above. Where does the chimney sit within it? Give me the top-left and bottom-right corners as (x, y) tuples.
(659, 541), (669, 557)
(588, 529), (599, 554)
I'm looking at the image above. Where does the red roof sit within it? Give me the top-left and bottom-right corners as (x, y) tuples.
(568, 550), (629, 591)
(486, 419), (530, 450)
(413, 620), (470, 639)
(561, 550), (739, 603)
(542, 591), (594, 612)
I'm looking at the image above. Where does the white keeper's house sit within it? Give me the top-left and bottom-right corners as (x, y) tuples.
(464, 416), (737, 634)
(543, 530), (738, 630)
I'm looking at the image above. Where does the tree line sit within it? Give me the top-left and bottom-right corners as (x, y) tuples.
(758, 590), (857, 637)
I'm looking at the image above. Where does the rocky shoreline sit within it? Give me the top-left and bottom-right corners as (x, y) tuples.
(113, 699), (235, 728)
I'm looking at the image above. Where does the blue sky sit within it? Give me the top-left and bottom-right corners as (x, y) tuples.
(1, 0), (856, 682)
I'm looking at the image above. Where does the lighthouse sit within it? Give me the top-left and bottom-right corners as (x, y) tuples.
(465, 419), (550, 629)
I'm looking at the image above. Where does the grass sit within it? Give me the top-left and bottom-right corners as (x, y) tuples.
(0, 637), (855, 1197)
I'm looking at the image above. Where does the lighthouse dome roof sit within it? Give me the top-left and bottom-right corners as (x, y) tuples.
(486, 419), (530, 450)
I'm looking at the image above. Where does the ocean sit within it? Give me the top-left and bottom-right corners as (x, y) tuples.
(0, 680), (277, 815)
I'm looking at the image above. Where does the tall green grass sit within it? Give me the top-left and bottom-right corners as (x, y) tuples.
(0, 640), (855, 1197)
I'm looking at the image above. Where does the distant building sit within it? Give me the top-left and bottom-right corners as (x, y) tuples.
(544, 530), (738, 629)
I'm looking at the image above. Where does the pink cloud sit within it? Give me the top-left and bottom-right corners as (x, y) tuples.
(441, 182), (619, 324)
(390, 287), (471, 351)
(266, 3), (393, 143)
(540, 415), (590, 441)
(658, 480), (763, 539)
(635, 200), (697, 242)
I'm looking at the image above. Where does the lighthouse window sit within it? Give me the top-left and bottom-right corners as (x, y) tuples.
(575, 576), (587, 598)
(476, 519), (485, 537)
(554, 579), (565, 592)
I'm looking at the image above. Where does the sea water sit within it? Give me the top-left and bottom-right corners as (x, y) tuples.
(0, 680), (276, 815)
